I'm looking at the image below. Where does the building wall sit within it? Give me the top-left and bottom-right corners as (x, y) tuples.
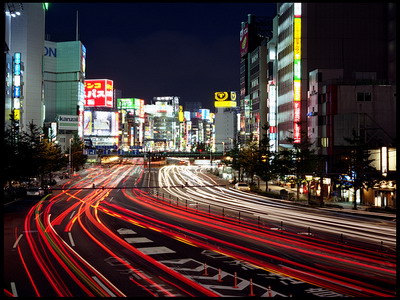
(277, 2), (392, 148)
(334, 84), (396, 147)
(214, 108), (237, 152)
(9, 3), (45, 130)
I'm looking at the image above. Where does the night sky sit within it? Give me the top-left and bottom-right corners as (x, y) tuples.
(44, 2), (276, 109)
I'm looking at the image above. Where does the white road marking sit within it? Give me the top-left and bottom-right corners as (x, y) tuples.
(137, 246), (176, 255)
(10, 282), (18, 297)
(124, 237), (153, 243)
(69, 210), (76, 219)
(12, 234), (23, 249)
(117, 228), (137, 235)
(68, 232), (75, 247)
(92, 276), (117, 297)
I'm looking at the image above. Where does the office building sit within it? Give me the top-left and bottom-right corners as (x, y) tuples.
(5, 3), (46, 131)
(276, 2), (395, 148)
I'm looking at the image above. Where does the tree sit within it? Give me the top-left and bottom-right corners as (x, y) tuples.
(224, 139), (242, 182)
(338, 129), (382, 210)
(36, 137), (66, 185)
(68, 133), (87, 172)
(272, 135), (322, 202)
(255, 123), (275, 192)
(239, 140), (259, 186)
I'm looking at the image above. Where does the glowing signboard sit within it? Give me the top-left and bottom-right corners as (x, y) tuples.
(214, 91), (237, 108)
(84, 110), (118, 136)
(293, 3), (302, 143)
(84, 79), (114, 108)
(240, 23), (249, 57)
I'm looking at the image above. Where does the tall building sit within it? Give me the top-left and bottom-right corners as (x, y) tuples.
(43, 40), (86, 150)
(276, 2), (395, 148)
(144, 96), (180, 151)
(213, 91), (239, 152)
(5, 3), (46, 131)
(239, 14), (273, 145)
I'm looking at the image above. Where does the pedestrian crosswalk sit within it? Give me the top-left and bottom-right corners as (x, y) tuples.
(119, 227), (176, 256)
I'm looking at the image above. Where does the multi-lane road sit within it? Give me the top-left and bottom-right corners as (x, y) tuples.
(4, 158), (396, 297)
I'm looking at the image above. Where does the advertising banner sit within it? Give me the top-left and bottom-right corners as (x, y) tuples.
(240, 23), (249, 57)
(58, 115), (79, 130)
(84, 79), (114, 108)
(214, 91), (237, 108)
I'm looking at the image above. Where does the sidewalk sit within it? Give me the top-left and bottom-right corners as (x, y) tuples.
(208, 174), (396, 221)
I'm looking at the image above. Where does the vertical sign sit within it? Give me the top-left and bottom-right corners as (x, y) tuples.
(293, 3), (302, 143)
(13, 52), (22, 120)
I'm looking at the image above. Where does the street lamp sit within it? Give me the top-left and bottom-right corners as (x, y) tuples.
(69, 137), (73, 176)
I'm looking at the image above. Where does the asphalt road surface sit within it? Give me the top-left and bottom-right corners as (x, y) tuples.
(4, 159), (396, 297)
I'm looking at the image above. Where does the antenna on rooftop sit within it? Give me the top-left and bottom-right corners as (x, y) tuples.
(76, 10), (79, 41)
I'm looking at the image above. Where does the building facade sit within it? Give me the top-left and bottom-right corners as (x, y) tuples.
(5, 3), (46, 131)
(276, 2), (394, 148)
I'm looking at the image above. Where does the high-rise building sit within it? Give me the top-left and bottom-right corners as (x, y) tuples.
(43, 40), (86, 150)
(276, 2), (395, 148)
(239, 14), (273, 145)
(5, 3), (46, 131)
(213, 91), (239, 152)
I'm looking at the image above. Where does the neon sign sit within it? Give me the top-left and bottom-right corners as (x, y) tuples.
(84, 79), (114, 107)
(293, 3), (302, 143)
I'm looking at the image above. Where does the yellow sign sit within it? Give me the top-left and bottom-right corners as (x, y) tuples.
(215, 92), (229, 101)
(230, 91), (237, 101)
(294, 18), (301, 39)
(294, 38), (301, 60)
(14, 109), (20, 120)
(214, 101), (236, 108)
(294, 80), (301, 101)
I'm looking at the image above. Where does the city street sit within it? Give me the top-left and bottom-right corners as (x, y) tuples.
(4, 160), (396, 297)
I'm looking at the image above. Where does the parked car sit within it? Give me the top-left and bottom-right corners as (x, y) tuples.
(234, 182), (250, 191)
(26, 187), (44, 197)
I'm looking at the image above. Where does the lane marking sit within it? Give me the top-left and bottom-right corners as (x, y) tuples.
(70, 211), (76, 219)
(68, 232), (75, 247)
(92, 276), (117, 297)
(117, 228), (137, 235)
(124, 237), (153, 244)
(137, 246), (176, 255)
(10, 282), (18, 297)
(12, 234), (23, 249)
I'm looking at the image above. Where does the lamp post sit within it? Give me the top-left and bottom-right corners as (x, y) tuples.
(69, 137), (73, 176)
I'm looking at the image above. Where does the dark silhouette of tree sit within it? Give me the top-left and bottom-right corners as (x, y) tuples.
(255, 123), (275, 192)
(69, 133), (87, 172)
(338, 129), (382, 210)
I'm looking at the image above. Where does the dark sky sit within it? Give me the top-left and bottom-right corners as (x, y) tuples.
(45, 2), (276, 109)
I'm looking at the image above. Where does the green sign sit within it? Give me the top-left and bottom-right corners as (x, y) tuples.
(117, 98), (141, 110)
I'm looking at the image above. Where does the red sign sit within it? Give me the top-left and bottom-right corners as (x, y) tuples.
(293, 101), (301, 143)
(240, 24), (249, 57)
(84, 79), (114, 108)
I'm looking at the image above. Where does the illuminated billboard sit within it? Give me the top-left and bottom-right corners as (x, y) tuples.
(84, 79), (114, 108)
(84, 110), (118, 136)
(199, 109), (210, 120)
(293, 3), (302, 143)
(117, 98), (145, 118)
(214, 91), (237, 108)
(240, 23), (249, 57)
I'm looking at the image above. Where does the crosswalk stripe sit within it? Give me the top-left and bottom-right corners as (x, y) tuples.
(137, 246), (176, 255)
(124, 237), (153, 243)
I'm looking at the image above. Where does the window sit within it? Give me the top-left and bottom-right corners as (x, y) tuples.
(318, 116), (326, 126)
(357, 92), (372, 102)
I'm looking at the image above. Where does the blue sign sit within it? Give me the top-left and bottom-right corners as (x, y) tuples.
(13, 86), (21, 98)
(44, 46), (57, 57)
(14, 52), (21, 64)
